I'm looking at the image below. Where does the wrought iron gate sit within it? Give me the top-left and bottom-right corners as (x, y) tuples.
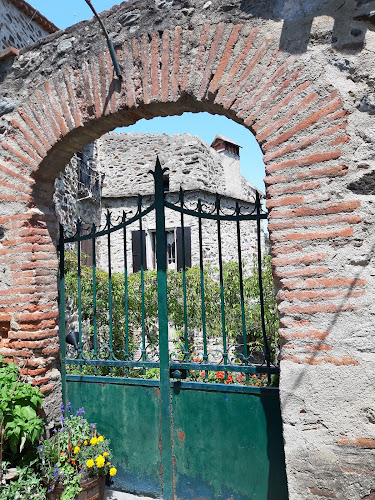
(58, 158), (288, 499)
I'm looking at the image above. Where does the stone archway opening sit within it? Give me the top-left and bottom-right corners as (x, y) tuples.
(54, 108), (276, 380)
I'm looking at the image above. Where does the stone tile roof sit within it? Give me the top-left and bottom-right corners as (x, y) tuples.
(7, 0), (59, 33)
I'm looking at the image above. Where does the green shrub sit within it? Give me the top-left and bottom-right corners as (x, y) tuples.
(64, 252), (279, 365)
(0, 356), (44, 461)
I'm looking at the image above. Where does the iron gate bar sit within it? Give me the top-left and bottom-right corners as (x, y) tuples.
(64, 358), (278, 373)
(255, 192), (271, 377)
(77, 221), (83, 357)
(122, 212), (130, 367)
(62, 203), (156, 243)
(152, 158), (173, 500)
(216, 194), (228, 368)
(106, 211), (114, 360)
(235, 201), (249, 380)
(179, 188), (189, 361)
(169, 361), (279, 374)
(138, 196), (147, 367)
(164, 200), (267, 221)
(66, 359), (160, 368)
(92, 223), (98, 358)
(66, 374), (279, 394)
(198, 198), (208, 380)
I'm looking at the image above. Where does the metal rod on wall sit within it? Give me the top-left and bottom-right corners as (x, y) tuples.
(84, 0), (122, 78)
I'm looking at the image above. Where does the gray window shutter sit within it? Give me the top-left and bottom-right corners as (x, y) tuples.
(132, 230), (147, 272)
(176, 227), (191, 270)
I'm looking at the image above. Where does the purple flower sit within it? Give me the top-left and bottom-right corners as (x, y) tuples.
(76, 407), (85, 416)
(47, 487), (53, 493)
(67, 401), (72, 412)
(60, 403), (64, 413)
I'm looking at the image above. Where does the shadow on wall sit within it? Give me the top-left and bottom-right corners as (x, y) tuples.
(240, 0), (375, 54)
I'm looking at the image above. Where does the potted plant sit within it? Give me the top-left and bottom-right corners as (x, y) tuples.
(39, 404), (117, 500)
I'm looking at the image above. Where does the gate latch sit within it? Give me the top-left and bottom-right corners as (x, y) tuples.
(169, 369), (187, 379)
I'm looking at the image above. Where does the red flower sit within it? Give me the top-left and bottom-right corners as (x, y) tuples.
(216, 371), (225, 380)
(227, 375), (233, 383)
(200, 372), (205, 377)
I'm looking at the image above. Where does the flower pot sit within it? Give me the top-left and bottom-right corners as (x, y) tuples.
(46, 475), (106, 500)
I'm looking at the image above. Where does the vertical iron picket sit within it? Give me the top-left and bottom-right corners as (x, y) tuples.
(179, 188), (189, 361)
(138, 195), (146, 367)
(77, 221), (83, 360)
(107, 211), (113, 360)
(92, 225), (97, 356)
(123, 212), (130, 369)
(236, 203), (248, 380)
(256, 192), (271, 380)
(198, 199), (208, 378)
(216, 195), (227, 367)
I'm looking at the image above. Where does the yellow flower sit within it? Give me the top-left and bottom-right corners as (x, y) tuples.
(95, 455), (105, 468)
(97, 435), (104, 442)
(74, 446), (80, 454)
(103, 452), (109, 457)
(84, 440), (88, 446)
(86, 459), (94, 468)
(90, 437), (98, 446)
(106, 462), (111, 466)
(109, 467), (117, 477)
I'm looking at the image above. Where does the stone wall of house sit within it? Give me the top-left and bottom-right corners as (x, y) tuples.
(98, 192), (260, 274)
(96, 132), (262, 273)
(53, 142), (102, 235)
(0, 0), (52, 50)
(97, 131), (257, 201)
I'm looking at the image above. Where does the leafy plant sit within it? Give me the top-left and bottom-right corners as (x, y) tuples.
(40, 404), (117, 500)
(0, 461), (46, 500)
(0, 355), (44, 480)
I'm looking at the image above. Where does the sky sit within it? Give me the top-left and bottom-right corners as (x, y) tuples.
(29, 1), (265, 191)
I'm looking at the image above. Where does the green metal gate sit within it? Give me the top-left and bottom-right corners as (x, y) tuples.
(58, 159), (288, 499)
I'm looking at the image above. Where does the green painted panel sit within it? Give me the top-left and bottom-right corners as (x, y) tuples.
(67, 380), (162, 497)
(171, 386), (288, 500)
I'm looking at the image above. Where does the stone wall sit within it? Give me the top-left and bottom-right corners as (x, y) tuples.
(53, 142), (102, 235)
(0, 0), (374, 497)
(0, 0), (55, 50)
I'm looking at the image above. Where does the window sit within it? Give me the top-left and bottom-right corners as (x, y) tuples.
(163, 174), (170, 193)
(131, 227), (191, 273)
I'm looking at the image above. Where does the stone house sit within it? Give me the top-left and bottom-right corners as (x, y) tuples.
(93, 132), (263, 274)
(53, 132), (264, 274)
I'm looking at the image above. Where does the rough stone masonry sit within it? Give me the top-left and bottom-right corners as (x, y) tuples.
(0, 0), (374, 498)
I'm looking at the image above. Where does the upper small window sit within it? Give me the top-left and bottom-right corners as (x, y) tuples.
(163, 174), (170, 193)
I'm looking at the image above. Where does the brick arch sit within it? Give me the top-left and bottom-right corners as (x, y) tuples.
(0, 13), (368, 499)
